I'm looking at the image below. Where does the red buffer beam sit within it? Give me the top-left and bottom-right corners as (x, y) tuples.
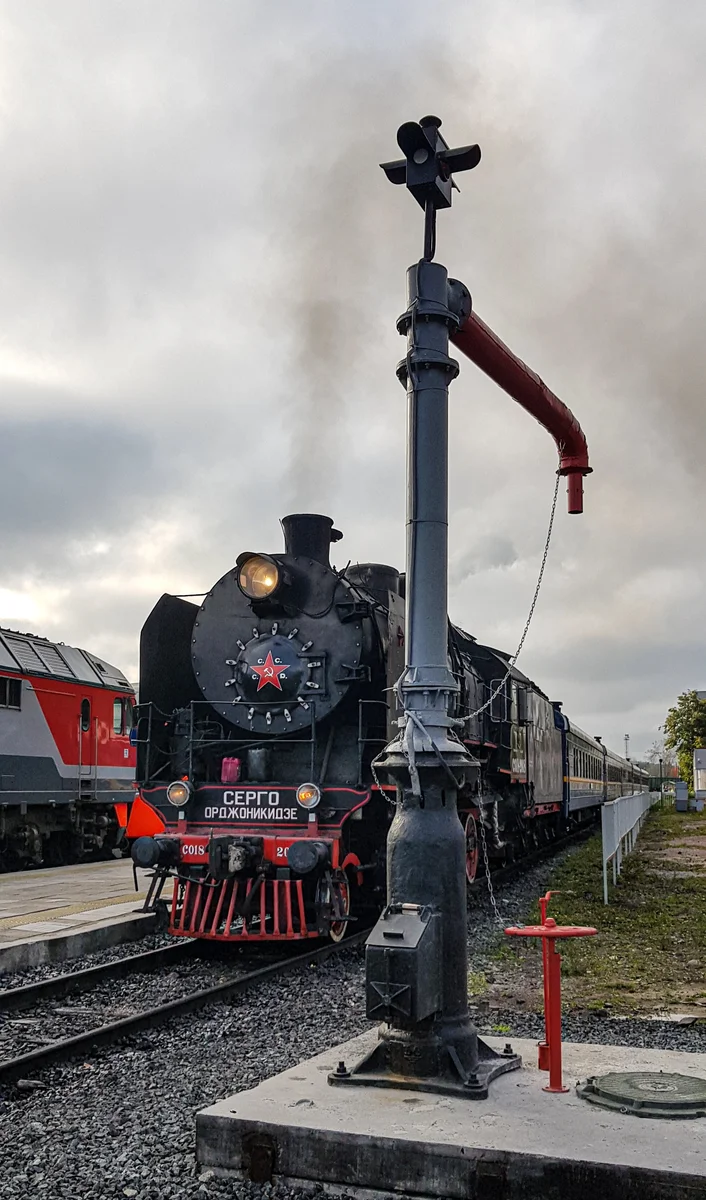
(451, 311), (591, 514)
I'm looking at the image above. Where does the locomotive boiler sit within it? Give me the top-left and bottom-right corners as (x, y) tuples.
(131, 513), (646, 942)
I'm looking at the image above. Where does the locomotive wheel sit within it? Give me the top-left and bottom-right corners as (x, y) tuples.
(464, 813), (479, 884)
(319, 870), (350, 943)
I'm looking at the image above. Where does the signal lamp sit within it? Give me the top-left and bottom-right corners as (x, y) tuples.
(296, 782), (321, 809)
(237, 554), (280, 600)
(166, 780), (192, 808)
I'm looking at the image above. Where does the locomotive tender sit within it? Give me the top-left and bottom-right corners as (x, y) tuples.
(132, 513), (647, 941)
(0, 627), (136, 868)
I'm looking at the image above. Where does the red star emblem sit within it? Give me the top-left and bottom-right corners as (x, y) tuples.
(251, 651), (288, 692)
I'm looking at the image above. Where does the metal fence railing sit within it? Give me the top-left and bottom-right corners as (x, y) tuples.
(601, 790), (660, 905)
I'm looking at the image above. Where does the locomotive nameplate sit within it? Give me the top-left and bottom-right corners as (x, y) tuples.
(203, 791), (299, 823)
(183, 786), (371, 828)
(142, 785), (372, 827)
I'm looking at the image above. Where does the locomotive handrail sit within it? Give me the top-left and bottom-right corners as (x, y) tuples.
(136, 697), (322, 785)
(356, 699), (389, 786)
(450, 311), (591, 514)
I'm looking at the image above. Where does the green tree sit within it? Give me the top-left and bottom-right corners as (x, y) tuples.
(663, 691), (706, 791)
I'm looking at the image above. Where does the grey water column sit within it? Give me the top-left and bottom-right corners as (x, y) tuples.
(329, 117), (521, 1098)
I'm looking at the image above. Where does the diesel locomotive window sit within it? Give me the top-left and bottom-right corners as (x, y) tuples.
(81, 699), (91, 732)
(113, 698), (123, 734)
(0, 677), (21, 709)
(123, 698), (134, 731)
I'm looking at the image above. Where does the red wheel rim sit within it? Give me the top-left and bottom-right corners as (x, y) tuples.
(329, 874), (350, 942)
(465, 813), (479, 883)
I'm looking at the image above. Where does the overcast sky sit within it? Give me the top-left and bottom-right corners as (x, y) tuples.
(0, 0), (703, 760)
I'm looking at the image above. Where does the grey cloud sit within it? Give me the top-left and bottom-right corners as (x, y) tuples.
(450, 536), (519, 586)
(0, 399), (163, 574)
(0, 1), (704, 757)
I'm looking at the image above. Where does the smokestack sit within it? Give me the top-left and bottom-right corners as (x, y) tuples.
(280, 513), (342, 567)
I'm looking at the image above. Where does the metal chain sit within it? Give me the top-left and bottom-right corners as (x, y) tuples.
(477, 787), (504, 926)
(370, 756), (386, 797)
(371, 456), (563, 882)
(473, 457), (563, 919)
(462, 457), (563, 726)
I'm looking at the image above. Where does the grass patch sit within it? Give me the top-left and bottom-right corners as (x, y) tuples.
(468, 970), (489, 997)
(510, 809), (706, 1013)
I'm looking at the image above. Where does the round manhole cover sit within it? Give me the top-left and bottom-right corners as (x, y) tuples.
(577, 1071), (706, 1119)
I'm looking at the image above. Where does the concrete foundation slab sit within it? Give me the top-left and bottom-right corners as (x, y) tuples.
(197, 1030), (706, 1199)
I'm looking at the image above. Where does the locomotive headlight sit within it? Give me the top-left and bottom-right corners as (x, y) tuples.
(237, 554), (280, 600)
(166, 779), (192, 808)
(296, 782), (321, 809)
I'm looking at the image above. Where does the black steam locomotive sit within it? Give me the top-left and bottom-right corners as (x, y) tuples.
(131, 513), (646, 942)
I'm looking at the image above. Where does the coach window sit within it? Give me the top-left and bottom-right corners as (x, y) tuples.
(113, 698), (123, 734)
(81, 699), (91, 732)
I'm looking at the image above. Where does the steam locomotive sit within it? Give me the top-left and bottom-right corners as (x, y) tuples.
(131, 513), (647, 942)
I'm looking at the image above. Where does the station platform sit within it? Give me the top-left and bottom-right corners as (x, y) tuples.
(197, 1029), (706, 1200)
(0, 859), (160, 973)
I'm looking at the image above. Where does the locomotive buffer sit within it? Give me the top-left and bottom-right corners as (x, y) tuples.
(330, 117), (521, 1098)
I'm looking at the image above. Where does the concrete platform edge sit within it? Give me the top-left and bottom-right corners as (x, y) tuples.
(0, 910), (156, 974)
(196, 1111), (704, 1200)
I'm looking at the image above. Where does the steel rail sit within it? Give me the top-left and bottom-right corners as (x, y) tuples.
(0, 929), (371, 1086)
(0, 940), (199, 1015)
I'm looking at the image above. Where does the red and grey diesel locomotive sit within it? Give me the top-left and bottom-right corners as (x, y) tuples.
(0, 627), (136, 868)
(131, 513), (646, 943)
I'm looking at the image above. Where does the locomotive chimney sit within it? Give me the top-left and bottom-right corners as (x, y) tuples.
(280, 513), (342, 568)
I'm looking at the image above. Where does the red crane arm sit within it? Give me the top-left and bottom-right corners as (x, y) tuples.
(451, 311), (591, 514)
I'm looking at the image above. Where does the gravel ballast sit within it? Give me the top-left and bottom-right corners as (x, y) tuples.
(1, 847), (704, 1199)
(0, 946), (369, 1200)
(0, 933), (177, 992)
(0, 955), (255, 1060)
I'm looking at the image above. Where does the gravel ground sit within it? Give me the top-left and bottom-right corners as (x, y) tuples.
(0, 945), (370, 1200)
(0, 955), (254, 1059)
(475, 1006), (706, 1050)
(0, 845), (703, 1200)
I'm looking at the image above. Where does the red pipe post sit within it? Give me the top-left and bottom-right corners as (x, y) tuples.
(537, 890), (561, 1070)
(505, 913), (597, 1093)
(544, 925), (568, 1093)
(451, 312), (591, 514)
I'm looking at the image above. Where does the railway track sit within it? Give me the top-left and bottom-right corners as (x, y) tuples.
(0, 824), (591, 1088)
(0, 940), (198, 1015)
(0, 931), (370, 1087)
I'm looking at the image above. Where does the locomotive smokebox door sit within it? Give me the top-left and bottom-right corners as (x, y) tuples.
(366, 904), (440, 1023)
